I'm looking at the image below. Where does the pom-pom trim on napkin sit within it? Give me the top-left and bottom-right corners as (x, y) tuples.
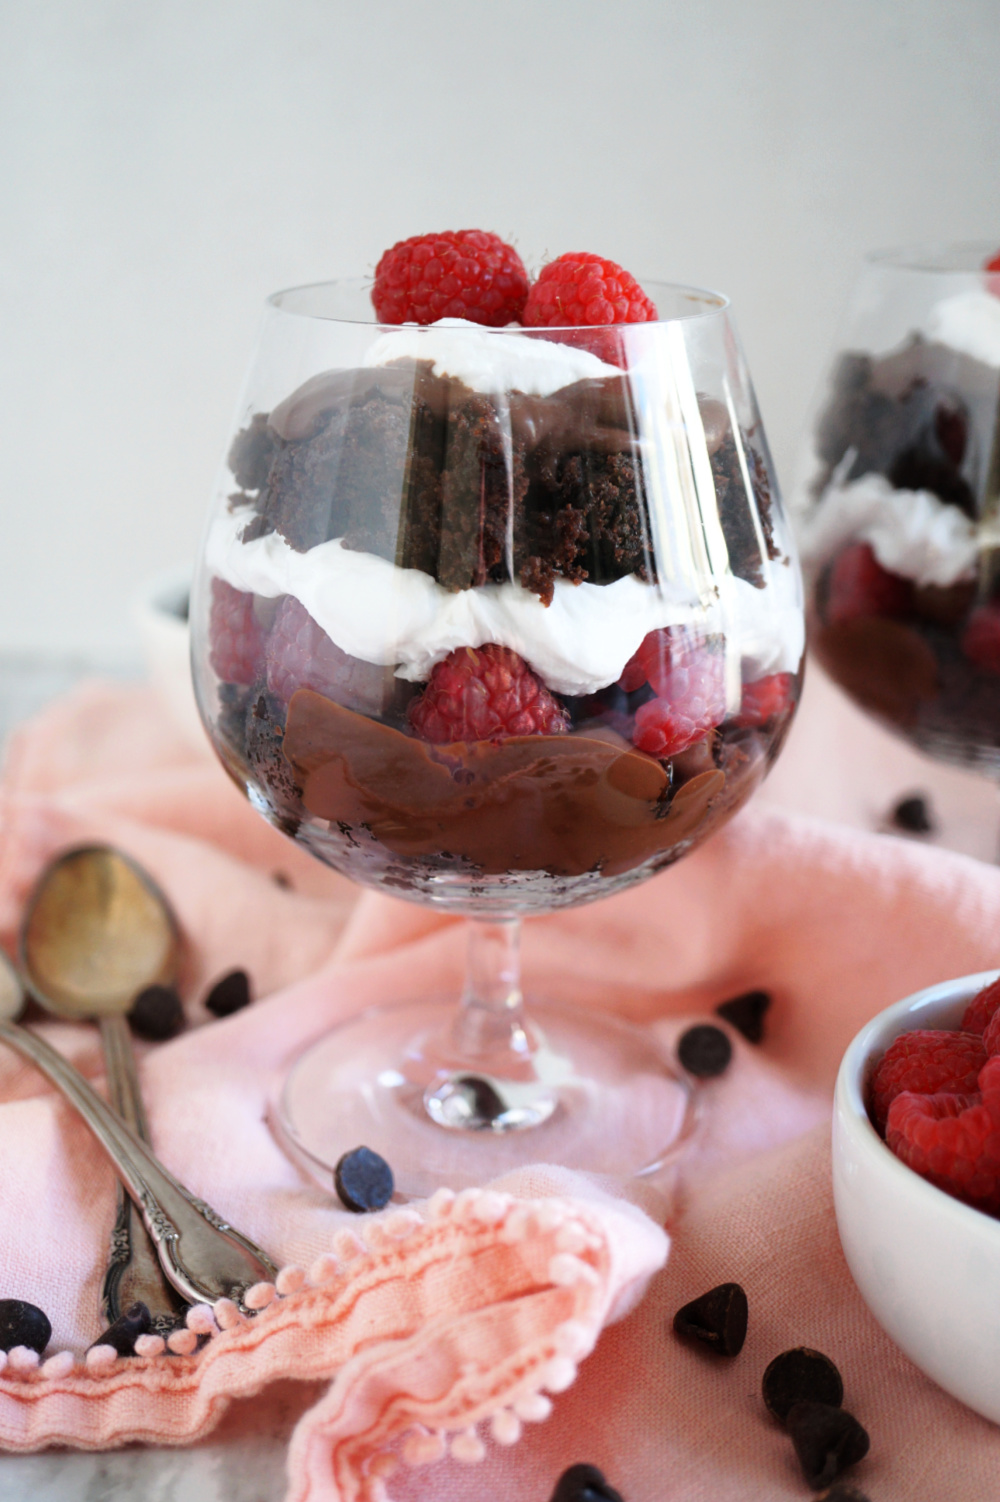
(0, 1185), (667, 1502)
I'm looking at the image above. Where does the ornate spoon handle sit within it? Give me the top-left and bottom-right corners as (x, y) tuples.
(99, 1014), (188, 1332)
(0, 1019), (277, 1309)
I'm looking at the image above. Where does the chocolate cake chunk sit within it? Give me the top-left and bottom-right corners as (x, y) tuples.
(712, 430), (779, 587)
(228, 411), (278, 494)
(226, 357), (780, 603)
(813, 336), (999, 518)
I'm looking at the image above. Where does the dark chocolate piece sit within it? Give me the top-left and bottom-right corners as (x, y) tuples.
(786, 1401), (870, 1489)
(715, 989), (772, 1044)
(549, 1462), (625, 1502)
(890, 793), (934, 834)
(677, 1023), (733, 1079)
(128, 985), (185, 1042)
(204, 969), (252, 1018)
(0, 1299), (51, 1354)
(334, 1146), (395, 1213)
(90, 1300), (152, 1357)
(762, 1346), (844, 1423)
(672, 1281), (748, 1356)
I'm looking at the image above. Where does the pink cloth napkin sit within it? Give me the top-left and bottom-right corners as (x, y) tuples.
(1, 680), (1000, 1499)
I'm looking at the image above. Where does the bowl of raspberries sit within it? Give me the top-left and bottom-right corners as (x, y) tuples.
(833, 969), (1000, 1422)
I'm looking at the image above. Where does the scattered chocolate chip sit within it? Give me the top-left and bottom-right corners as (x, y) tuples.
(0, 1299), (50, 1354)
(271, 871), (293, 890)
(715, 989), (771, 1044)
(549, 1463), (624, 1502)
(786, 1401), (870, 1489)
(334, 1146), (394, 1213)
(127, 984), (185, 1041)
(673, 1281), (748, 1356)
(677, 1023), (733, 1078)
(204, 969), (252, 1018)
(762, 1347), (844, 1423)
(90, 1301), (152, 1357)
(890, 792), (934, 834)
(453, 1074), (506, 1125)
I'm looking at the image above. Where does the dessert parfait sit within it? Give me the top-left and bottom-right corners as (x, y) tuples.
(796, 243), (1000, 769)
(193, 234), (804, 914)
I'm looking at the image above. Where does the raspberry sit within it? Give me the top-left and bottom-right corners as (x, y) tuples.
(886, 1089), (1000, 1214)
(869, 1029), (987, 1134)
(733, 671), (797, 728)
(265, 596), (390, 714)
(371, 230), (529, 327)
(961, 975), (1000, 1035)
(407, 644), (568, 744)
(983, 1009), (1000, 1057)
(208, 579), (265, 686)
(824, 542), (912, 626)
(961, 603), (1000, 673)
(523, 253), (657, 329)
(632, 640), (727, 758)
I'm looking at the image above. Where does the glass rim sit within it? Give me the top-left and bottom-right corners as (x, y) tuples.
(265, 275), (730, 328)
(863, 239), (999, 274)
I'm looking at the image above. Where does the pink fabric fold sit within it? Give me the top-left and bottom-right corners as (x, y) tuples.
(0, 679), (999, 1499)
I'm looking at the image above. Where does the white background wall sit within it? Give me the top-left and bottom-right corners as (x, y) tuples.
(1, 0), (998, 661)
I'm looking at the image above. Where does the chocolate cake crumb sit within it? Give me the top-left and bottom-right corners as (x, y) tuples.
(245, 692), (303, 834)
(890, 792), (934, 834)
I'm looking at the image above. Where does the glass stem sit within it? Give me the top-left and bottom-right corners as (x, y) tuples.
(451, 917), (531, 1065)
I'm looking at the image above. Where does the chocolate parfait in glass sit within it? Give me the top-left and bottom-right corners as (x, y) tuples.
(796, 243), (1000, 772)
(191, 277), (804, 1194)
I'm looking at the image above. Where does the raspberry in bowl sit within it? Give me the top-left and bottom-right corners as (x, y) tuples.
(190, 236), (804, 1193)
(833, 970), (1000, 1423)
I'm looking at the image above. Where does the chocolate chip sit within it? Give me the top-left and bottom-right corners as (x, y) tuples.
(453, 1074), (506, 1125)
(677, 1023), (733, 1078)
(786, 1401), (870, 1489)
(334, 1146), (394, 1213)
(127, 984), (185, 1041)
(204, 969), (252, 1018)
(715, 989), (771, 1044)
(549, 1463), (624, 1502)
(90, 1301), (152, 1357)
(0, 1299), (50, 1354)
(673, 1282), (748, 1356)
(762, 1347), (844, 1423)
(891, 793), (934, 834)
(271, 870), (293, 889)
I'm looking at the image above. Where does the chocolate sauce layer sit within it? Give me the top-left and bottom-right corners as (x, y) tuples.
(281, 689), (728, 879)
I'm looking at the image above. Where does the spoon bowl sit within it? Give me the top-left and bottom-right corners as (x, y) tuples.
(21, 846), (178, 1019)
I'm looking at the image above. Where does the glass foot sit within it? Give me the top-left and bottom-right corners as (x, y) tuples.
(277, 996), (696, 1199)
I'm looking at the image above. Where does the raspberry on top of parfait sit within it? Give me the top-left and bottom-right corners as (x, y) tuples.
(371, 230), (529, 327)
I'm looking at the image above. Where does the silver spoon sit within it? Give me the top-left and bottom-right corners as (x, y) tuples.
(0, 944), (277, 1312)
(20, 846), (186, 1333)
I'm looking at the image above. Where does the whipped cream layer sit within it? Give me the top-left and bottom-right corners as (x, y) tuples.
(207, 508), (803, 696)
(800, 471), (978, 586)
(362, 317), (620, 396)
(924, 288), (1000, 369)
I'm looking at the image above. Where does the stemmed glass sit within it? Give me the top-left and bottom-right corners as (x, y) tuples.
(793, 242), (1000, 772)
(190, 278), (804, 1196)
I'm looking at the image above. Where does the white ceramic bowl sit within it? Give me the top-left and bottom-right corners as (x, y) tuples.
(833, 970), (1000, 1423)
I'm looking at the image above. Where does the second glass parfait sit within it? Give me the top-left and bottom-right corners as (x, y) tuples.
(191, 279), (803, 1194)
